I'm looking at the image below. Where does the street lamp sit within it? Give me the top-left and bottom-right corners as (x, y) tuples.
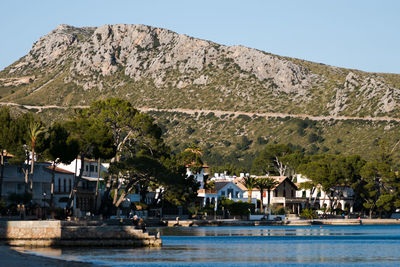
(42, 192), (47, 220)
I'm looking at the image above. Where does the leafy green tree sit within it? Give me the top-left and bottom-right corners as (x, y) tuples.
(299, 154), (348, 214)
(342, 155), (366, 211)
(298, 154), (366, 212)
(220, 197), (254, 216)
(252, 144), (303, 176)
(63, 112), (116, 209)
(360, 161), (395, 218)
(86, 98), (170, 210)
(87, 98), (165, 160)
(358, 141), (399, 218)
(160, 153), (200, 207)
(0, 107), (13, 197)
(43, 124), (79, 207)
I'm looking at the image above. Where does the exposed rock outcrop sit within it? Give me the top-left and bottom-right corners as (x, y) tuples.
(2, 24), (400, 117)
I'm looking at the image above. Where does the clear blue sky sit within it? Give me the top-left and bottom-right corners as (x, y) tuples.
(1, 0), (399, 73)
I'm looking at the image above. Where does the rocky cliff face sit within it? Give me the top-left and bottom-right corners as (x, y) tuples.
(1, 24), (400, 117)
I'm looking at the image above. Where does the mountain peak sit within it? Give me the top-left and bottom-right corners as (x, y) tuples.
(1, 24), (399, 117)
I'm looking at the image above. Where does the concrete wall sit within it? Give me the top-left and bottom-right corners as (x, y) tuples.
(0, 220), (161, 247)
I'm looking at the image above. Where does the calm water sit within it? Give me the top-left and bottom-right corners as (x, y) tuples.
(21, 225), (400, 266)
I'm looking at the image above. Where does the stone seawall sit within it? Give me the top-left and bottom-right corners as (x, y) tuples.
(0, 221), (161, 247)
(164, 218), (400, 227)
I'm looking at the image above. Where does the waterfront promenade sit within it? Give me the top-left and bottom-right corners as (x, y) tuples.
(164, 218), (400, 227)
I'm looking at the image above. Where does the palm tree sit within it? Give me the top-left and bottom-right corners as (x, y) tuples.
(255, 178), (279, 214)
(240, 176), (257, 203)
(184, 144), (204, 174)
(265, 178), (279, 212)
(27, 122), (46, 190)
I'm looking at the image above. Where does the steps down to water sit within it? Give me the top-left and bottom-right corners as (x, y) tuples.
(0, 220), (161, 247)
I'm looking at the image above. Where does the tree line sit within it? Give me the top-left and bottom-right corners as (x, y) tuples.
(0, 98), (201, 216)
(249, 143), (400, 218)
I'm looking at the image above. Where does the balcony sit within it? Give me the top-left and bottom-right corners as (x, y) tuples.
(271, 197), (307, 204)
(271, 197), (285, 204)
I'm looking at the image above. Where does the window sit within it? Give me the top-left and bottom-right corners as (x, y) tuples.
(69, 180), (72, 192)
(302, 191), (306, 198)
(291, 190), (294, 198)
(221, 191), (225, 196)
(95, 166), (98, 172)
(63, 179), (66, 193)
(85, 165), (88, 172)
(90, 165), (94, 172)
(227, 189), (233, 197)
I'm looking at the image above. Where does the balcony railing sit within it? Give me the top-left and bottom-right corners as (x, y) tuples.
(271, 197), (307, 204)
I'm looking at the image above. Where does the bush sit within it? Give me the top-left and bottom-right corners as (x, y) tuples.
(8, 192), (32, 204)
(271, 205), (285, 215)
(237, 114), (251, 121)
(205, 112), (215, 119)
(256, 136), (268, 145)
(222, 140), (231, 147)
(300, 208), (317, 219)
(236, 136), (252, 151)
(186, 126), (195, 135)
(296, 128), (306, 137)
(220, 198), (255, 216)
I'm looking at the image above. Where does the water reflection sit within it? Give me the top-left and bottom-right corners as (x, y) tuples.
(152, 225), (375, 237)
(23, 225), (400, 266)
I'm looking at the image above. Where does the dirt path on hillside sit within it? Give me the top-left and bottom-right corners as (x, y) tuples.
(1, 102), (399, 122)
(139, 107), (400, 122)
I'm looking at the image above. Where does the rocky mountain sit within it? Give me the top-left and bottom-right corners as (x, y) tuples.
(1, 24), (400, 168)
(1, 24), (400, 118)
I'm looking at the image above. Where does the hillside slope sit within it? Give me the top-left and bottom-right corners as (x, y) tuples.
(1, 24), (400, 118)
(1, 24), (400, 168)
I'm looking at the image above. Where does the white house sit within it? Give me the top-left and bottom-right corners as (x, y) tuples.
(295, 174), (355, 213)
(2, 161), (74, 209)
(186, 163), (209, 189)
(215, 181), (246, 200)
(197, 180), (248, 209)
(59, 158), (109, 180)
(59, 158), (109, 212)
